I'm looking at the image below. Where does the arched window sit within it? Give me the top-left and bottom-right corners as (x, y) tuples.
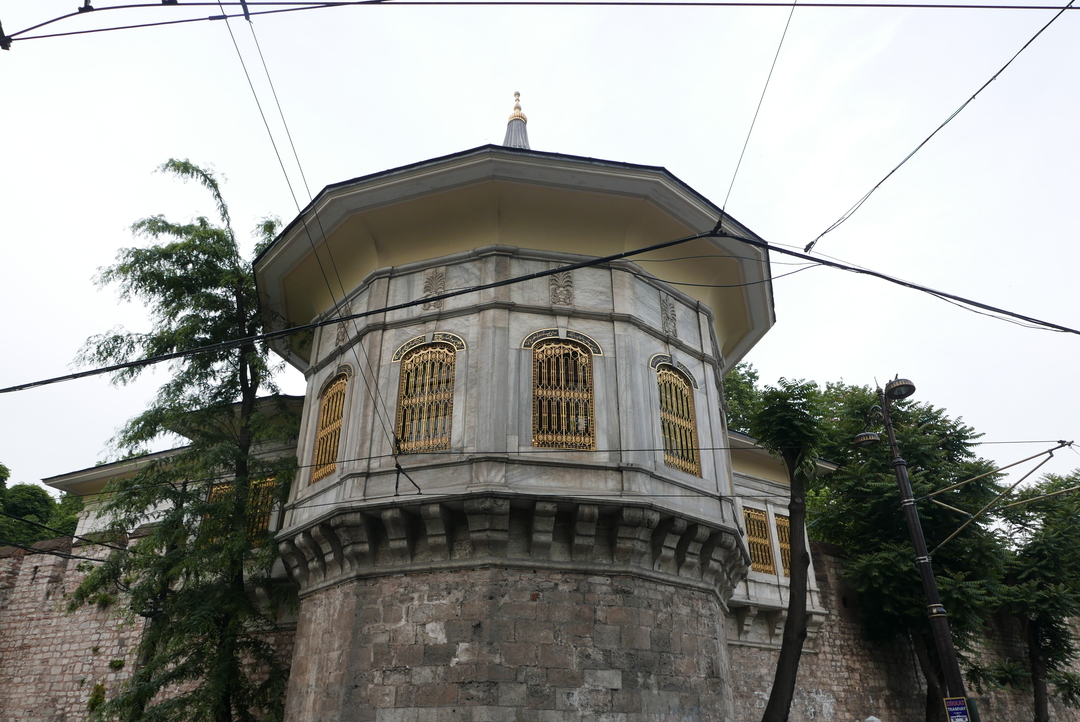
(656, 364), (700, 476)
(532, 339), (595, 450)
(311, 371), (349, 483)
(396, 343), (456, 454)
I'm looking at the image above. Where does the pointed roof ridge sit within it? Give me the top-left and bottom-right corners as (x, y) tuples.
(502, 91), (530, 150)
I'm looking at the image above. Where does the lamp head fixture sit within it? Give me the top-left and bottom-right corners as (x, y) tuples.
(884, 377), (916, 400)
(853, 404), (885, 449)
(853, 431), (881, 448)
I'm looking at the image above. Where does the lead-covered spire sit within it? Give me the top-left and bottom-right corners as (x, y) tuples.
(502, 91), (530, 149)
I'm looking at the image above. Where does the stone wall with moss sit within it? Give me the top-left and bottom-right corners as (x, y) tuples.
(728, 542), (1076, 722)
(0, 539), (295, 721)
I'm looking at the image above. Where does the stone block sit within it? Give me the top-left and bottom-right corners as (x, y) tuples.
(547, 669), (583, 688)
(584, 669), (622, 690)
(498, 682), (527, 707)
(518, 621), (554, 644)
(471, 706), (517, 722)
(622, 626), (651, 651)
(376, 709), (419, 722)
(555, 689), (579, 711)
(520, 666), (548, 685)
(539, 644), (572, 669)
(592, 625), (621, 650)
(422, 644), (457, 666)
(444, 619), (479, 643)
(527, 683), (557, 710)
(418, 685), (459, 707)
(612, 688), (641, 713)
(486, 618), (516, 643)
(461, 681), (498, 706)
(501, 643), (538, 666)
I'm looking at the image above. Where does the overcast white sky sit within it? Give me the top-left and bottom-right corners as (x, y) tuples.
(1, 0), (1077, 494)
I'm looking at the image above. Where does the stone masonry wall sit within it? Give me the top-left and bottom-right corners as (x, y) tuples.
(5, 537), (1075, 722)
(729, 543), (1075, 722)
(0, 540), (142, 722)
(285, 566), (733, 722)
(0, 540), (296, 722)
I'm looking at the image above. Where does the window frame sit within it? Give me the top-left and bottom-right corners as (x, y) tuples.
(394, 342), (458, 454)
(655, 363), (701, 476)
(743, 505), (777, 575)
(531, 337), (597, 451)
(310, 367), (351, 484)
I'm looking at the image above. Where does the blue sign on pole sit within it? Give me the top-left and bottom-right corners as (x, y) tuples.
(944, 697), (970, 722)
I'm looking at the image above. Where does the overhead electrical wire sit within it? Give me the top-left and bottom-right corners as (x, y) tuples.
(58, 435), (1072, 507)
(3, 229), (1079, 396)
(6, 1), (1080, 45)
(0, 509), (130, 552)
(0, 539), (105, 563)
(714, 0), (798, 234)
(214, 3), (399, 449)
(803, 0), (1077, 253)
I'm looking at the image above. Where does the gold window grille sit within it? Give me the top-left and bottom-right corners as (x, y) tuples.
(744, 507), (776, 574)
(657, 364), (701, 476)
(396, 343), (456, 454)
(206, 477), (277, 545)
(311, 373), (348, 483)
(532, 339), (595, 450)
(775, 513), (792, 577)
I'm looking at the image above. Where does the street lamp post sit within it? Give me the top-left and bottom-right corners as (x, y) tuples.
(855, 378), (981, 722)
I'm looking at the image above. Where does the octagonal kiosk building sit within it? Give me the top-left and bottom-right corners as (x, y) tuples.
(254, 108), (776, 721)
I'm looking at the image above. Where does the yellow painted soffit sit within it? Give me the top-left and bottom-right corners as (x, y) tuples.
(274, 179), (753, 353)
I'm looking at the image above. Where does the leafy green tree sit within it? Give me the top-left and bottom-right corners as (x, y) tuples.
(810, 382), (1003, 722)
(749, 378), (824, 722)
(48, 493), (84, 536)
(68, 160), (297, 722)
(0, 481), (83, 546)
(723, 362), (760, 435)
(992, 471), (1080, 722)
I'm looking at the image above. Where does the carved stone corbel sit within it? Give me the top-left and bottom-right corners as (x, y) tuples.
(464, 497), (510, 557)
(765, 609), (787, 641)
(278, 538), (310, 586)
(381, 508), (414, 563)
(614, 508), (660, 566)
(530, 501), (558, 559)
(309, 523), (344, 580)
(572, 504), (599, 562)
(651, 517), (687, 575)
(329, 512), (374, 571)
(677, 524), (712, 579)
(421, 503), (452, 561)
(734, 605), (758, 640)
(294, 530), (326, 585)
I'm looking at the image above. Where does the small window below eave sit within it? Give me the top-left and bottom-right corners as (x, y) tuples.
(775, 513), (792, 577)
(743, 507), (776, 575)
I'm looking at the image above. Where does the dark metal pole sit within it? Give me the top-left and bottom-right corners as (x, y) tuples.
(879, 389), (978, 717)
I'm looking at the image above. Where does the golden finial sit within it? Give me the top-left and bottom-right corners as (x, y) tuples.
(508, 91), (527, 124)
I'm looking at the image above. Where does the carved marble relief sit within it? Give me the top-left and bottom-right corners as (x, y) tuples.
(549, 271), (573, 306)
(422, 268), (446, 310)
(661, 295), (678, 338)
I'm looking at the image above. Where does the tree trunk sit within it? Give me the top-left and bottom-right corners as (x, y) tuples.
(1027, 618), (1049, 722)
(760, 459), (810, 722)
(911, 632), (947, 722)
